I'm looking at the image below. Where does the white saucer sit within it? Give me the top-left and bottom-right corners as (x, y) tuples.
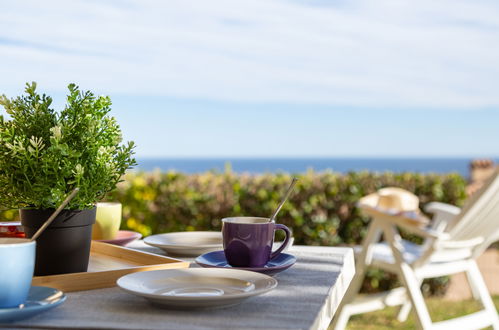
(144, 231), (223, 256)
(117, 268), (277, 309)
(0, 286), (66, 322)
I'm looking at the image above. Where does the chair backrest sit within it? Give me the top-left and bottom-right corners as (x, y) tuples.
(448, 168), (499, 244)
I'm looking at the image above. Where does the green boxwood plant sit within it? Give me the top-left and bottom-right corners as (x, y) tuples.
(0, 82), (136, 210)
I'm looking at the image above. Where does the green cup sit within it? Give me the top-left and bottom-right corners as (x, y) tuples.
(92, 202), (122, 240)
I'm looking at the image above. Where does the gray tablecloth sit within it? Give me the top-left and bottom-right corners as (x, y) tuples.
(1, 245), (354, 330)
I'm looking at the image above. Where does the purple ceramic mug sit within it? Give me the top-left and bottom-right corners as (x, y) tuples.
(222, 217), (292, 267)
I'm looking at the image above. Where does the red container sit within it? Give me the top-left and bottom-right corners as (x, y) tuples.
(0, 222), (25, 238)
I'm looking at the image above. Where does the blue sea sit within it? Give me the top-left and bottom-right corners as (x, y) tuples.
(134, 158), (497, 178)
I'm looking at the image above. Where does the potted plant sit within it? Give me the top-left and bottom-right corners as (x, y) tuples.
(0, 82), (136, 275)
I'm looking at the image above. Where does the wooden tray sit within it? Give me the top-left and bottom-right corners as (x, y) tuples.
(32, 241), (190, 292)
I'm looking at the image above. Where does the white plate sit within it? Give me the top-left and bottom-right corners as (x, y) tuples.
(117, 268), (277, 309)
(144, 231), (223, 256)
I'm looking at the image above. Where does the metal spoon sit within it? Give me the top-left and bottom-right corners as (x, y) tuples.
(30, 188), (80, 241)
(268, 178), (298, 223)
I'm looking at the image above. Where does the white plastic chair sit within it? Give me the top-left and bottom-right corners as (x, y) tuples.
(332, 170), (499, 330)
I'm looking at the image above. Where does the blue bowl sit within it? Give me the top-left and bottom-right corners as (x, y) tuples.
(0, 238), (35, 308)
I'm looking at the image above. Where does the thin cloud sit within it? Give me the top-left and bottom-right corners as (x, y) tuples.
(1, 0), (498, 108)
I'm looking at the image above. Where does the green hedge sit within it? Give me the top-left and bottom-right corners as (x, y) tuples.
(0, 169), (467, 294)
(109, 170), (466, 244)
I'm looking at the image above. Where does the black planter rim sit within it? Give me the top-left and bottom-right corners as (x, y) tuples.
(20, 207), (96, 229)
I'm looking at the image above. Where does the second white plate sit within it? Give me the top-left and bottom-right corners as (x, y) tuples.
(117, 268), (277, 309)
(144, 231), (223, 256)
(144, 231), (294, 257)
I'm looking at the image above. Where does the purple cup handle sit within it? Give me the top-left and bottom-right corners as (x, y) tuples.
(270, 224), (292, 260)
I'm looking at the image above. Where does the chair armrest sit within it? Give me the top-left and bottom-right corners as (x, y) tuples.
(424, 202), (461, 232)
(437, 237), (484, 249)
(424, 202), (461, 216)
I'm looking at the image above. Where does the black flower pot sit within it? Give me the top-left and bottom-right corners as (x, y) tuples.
(20, 208), (96, 276)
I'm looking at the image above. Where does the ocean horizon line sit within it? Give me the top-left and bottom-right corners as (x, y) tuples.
(135, 156), (499, 160)
(132, 157), (499, 177)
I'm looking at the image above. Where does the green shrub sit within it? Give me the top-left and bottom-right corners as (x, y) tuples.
(0, 82), (136, 209)
(109, 170), (466, 244)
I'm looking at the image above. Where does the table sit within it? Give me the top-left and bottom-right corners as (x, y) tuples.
(2, 244), (354, 330)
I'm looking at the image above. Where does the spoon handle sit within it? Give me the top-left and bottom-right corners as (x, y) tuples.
(31, 188), (80, 241)
(269, 178), (298, 223)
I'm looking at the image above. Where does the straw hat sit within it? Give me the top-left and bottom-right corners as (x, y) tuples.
(358, 187), (420, 213)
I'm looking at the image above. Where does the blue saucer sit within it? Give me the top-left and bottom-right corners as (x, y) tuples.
(195, 251), (297, 276)
(0, 286), (66, 323)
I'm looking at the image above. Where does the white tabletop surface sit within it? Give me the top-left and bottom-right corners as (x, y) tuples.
(2, 243), (354, 330)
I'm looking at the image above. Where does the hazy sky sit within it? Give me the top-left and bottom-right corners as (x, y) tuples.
(1, 0), (498, 157)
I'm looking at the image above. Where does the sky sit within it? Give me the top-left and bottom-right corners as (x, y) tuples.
(0, 0), (498, 158)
